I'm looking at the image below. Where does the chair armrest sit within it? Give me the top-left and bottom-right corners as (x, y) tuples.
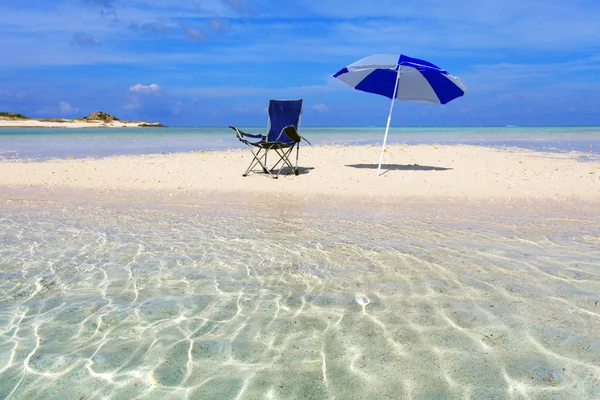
(229, 126), (264, 140)
(281, 125), (311, 146)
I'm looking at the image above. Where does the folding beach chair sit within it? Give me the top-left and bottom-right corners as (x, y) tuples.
(229, 99), (310, 179)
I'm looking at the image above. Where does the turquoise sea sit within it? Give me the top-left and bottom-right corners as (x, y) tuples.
(1, 126), (600, 161)
(1, 127), (600, 399)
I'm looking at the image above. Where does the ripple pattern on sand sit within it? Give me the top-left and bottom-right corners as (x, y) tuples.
(1, 201), (599, 399)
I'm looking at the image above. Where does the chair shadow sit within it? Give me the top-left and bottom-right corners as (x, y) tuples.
(346, 163), (452, 173)
(281, 167), (315, 175)
(271, 166), (315, 176)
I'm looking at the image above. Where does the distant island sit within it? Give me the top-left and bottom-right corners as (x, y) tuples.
(0, 111), (166, 128)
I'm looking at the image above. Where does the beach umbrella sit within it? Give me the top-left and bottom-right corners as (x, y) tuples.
(333, 54), (467, 175)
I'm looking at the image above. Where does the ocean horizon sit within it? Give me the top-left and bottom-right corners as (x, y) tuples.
(2, 126), (600, 161)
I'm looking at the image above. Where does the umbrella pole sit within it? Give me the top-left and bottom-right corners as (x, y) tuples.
(377, 70), (401, 176)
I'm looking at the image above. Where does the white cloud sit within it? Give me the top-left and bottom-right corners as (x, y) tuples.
(129, 83), (161, 94)
(313, 103), (329, 113)
(59, 101), (79, 114)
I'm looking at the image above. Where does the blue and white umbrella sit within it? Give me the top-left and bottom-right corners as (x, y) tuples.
(333, 54), (467, 175)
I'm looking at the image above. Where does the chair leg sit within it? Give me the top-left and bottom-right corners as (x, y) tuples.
(270, 149), (287, 170)
(283, 147), (297, 177)
(244, 147), (271, 177)
(256, 148), (280, 179)
(243, 144), (301, 179)
(271, 147), (296, 178)
(243, 148), (259, 176)
(263, 152), (268, 173)
(295, 144), (300, 175)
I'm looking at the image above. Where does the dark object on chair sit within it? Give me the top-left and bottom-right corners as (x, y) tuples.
(229, 99), (311, 179)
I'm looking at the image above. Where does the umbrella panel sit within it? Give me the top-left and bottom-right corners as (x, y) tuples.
(354, 69), (398, 100)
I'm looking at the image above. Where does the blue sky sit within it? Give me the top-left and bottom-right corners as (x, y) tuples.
(1, 0), (600, 126)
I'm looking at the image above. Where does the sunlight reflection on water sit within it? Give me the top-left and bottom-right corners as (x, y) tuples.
(1, 200), (599, 399)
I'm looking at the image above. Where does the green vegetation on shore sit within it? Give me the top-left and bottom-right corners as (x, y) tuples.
(0, 112), (28, 119)
(75, 111), (120, 123)
(139, 122), (166, 127)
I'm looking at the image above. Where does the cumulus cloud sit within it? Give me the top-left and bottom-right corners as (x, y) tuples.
(129, 83), (161, 94)
(59, 101), (79, 114)
(71, 32), (101, 47)
(313, 103), (329, 113)
(125, 84), (164, 113)
(129, 21), (170, 35)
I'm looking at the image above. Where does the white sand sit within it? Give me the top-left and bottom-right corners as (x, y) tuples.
(0, 119), (159, 128)
(1, 144), (599, 203)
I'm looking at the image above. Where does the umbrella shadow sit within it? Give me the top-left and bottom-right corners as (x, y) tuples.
(346, 163), (452, 175)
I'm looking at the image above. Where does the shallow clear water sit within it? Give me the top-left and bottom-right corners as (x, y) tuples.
(1, 199), (599, 399)
(1, 126), (600, 161)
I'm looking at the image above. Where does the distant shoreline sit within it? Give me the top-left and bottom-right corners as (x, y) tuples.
(0, 119), (165, 129)
(0, 111), (165, 128)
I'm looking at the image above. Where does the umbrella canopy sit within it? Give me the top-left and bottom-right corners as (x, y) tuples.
(333, 54), (467, 175)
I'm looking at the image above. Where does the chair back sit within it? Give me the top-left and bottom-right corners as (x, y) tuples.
(267, 99), (303, 144)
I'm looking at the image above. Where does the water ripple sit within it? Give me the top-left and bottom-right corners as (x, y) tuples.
(0, 201), (599, 399)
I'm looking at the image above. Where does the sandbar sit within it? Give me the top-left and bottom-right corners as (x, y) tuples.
(0, 144), (598, 206)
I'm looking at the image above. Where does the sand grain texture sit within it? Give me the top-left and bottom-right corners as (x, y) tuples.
(1, 144), (598, 203)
